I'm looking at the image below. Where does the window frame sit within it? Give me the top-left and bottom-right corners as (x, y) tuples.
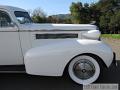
(0, 10), (12, 28)
(14, 11), (32, 24)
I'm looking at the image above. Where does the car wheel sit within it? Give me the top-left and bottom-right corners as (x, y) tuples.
(68, 55), (100, 85)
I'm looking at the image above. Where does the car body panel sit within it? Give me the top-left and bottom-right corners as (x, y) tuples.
(24, 39), (113, 76)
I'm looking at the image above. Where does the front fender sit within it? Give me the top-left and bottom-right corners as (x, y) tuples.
(24, 39), (113, 76)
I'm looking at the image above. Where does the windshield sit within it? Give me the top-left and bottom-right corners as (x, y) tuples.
(14, 11), (32, 24)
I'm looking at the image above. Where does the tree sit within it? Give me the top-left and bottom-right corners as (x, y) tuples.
(96, 0), (120, 33)
(70, 2), (98, 24)
(31, 8), (47, 23)
(99, 15), (109, 33)
(109, 11), (120, 34)
(70, 2), (82, 24)
(82, 3), (91, 23)
(70, 2), (91, 23)
(47, 16), (63, 23)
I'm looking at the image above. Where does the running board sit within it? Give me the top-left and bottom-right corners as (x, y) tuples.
(0, 71), (26, 73)
(0, 65), (26, 73)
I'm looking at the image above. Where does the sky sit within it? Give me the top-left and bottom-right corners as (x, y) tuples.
(0, 0), (99, 15)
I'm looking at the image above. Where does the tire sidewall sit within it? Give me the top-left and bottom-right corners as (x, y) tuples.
(68, 55), (100, 85)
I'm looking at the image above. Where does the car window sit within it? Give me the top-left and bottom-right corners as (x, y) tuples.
(14, 11), (32, 24)
(0, 10), (11, 28)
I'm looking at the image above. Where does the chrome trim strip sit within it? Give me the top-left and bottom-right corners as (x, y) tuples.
(0, 29), (89, 32)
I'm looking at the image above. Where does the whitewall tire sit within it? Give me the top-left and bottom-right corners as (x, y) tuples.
(68, 55), (100, 85)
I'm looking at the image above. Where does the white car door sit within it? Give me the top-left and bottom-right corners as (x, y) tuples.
(0, 10), (23, 65)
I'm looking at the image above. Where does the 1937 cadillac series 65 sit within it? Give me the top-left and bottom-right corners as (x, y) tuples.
(0, 5), (116, 85)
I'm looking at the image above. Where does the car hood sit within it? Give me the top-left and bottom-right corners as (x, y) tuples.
(19, 23), (98, 31)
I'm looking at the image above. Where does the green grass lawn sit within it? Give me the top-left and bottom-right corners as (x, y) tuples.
(101, 34), (120, 39)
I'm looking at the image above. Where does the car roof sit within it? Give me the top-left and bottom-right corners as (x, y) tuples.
(0, 5), (26, 12)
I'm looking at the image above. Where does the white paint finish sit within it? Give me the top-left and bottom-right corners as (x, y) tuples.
(0, 5), (26, 13)
(0, 31), (23, 65)
(19, 32), (32, 56)
(19, 23), (98, 31)
(0, 27), (17, 31)
(24, 39), (113, 76)
(82, 30), (101, 39)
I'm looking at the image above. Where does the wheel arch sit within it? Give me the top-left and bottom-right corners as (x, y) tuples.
(63, 53), (107, 76)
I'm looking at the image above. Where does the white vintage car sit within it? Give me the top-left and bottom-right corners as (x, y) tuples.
(0, 5), (116, 85)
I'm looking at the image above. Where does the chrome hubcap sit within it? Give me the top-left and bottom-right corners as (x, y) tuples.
(73, 59), (95, 80)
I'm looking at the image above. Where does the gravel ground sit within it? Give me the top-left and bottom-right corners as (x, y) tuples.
(102, 38), (120, 60)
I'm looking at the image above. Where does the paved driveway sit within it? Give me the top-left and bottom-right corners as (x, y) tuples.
(0, 61), (119, 90)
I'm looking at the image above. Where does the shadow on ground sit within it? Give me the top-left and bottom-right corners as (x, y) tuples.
(0, 61), (120, 90)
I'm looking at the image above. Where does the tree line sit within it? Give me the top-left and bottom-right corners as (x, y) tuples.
(30, 0), (120, 34)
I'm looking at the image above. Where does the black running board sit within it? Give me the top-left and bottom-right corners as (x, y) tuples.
(0, 65), (26, 73)
(0, 71), (26, 73)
